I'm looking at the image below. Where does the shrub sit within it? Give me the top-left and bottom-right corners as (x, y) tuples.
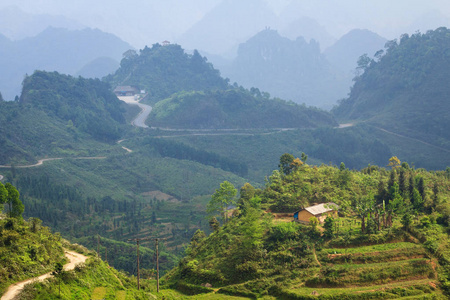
(217, 285), (258, 299)
(175, 280), (214, 295)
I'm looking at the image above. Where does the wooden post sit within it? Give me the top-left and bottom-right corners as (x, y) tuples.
(128, 237), (147, 290)
(137, 239), (140, 290)
(156, 238), (160, 292)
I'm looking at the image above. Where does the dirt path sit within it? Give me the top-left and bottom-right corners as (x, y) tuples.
(0, 157), (106, 169)
(373, 126), (450, 154)
(1, 250), (88, 300)
(337, 123), (354, 129)
(117, 139), (133, 153)
(312, 247), (322, 267)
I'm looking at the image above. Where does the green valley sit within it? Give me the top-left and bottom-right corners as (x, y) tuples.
(1, 27), (450, 300)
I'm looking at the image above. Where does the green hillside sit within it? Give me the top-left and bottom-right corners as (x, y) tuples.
(0, 70), (127, 165)
(333, 27), (450, 150)
(104, 44), (229, 104)
(0, 216), (65, 294)
(20, 70), (126, 142)
(162, 158), (450, 299)
(149, 89), (337, 129)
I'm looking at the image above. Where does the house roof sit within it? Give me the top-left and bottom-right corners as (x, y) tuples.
(303, 202), (339, 216)
(113, 86), (139, 92)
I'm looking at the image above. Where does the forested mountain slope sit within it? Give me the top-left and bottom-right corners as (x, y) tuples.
(0, 71), (126, 164)
(333, 27), (450, 150)
(104, 44), (229, 104)
(149, 89), (337, 129)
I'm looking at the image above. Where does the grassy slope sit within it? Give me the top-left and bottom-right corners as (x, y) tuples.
(149, 89), (337, 129)
(0, 217), (66, 295)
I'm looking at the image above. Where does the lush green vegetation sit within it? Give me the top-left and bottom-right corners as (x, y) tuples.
(171, 125), (392, 181)
(149, 89), (337, 129)
(2, 28), (450, 300)
(139, 136), (249, 177)
(104, 44), (229, 104)
(17, 256), (154, 299)
(6, 152), (247, 275)
(0, 71), (126, 165)
(21, 70), (126, 142)
(162, 156), (450, 298)
(333, 27), (450, 150)
(0, 216), (65, 294)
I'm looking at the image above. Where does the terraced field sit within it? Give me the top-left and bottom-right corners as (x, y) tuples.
(278, 242), (444, 299)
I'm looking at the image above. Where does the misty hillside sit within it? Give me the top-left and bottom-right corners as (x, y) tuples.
(0, 5), (84, 40)
(324, 29), (387, 74)
(280, 16), (336, 50)
(76, 56), (120, 79)
(222, 29), (349, 109)
(0, 27), (131, 100)
(175, 0), (277, 58)
(333, 27), (450, 148)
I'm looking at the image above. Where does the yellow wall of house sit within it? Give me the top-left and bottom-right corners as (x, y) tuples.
(297, 210), (338, 224)
(297, 210), (314, 223)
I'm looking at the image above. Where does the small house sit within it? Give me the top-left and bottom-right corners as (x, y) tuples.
(293, 202), (339, 224)
(113, 86), (140, 96)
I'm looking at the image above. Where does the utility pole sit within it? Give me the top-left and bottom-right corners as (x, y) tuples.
(156, 238), (160, 292)
(128, 237), (152, 290)
(152, 237), (167, 292)
(97, 235), (100, 258)
(128, 236), (166, 292)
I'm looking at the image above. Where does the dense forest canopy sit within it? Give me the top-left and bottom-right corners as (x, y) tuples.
(333, 27), (450, 148)
(104, 44), (229, 104)
(149, 88), (337, 129)
(20, 71), (125, 142)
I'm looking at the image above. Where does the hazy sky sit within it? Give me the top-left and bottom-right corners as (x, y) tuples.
(1, 0), (450, 52)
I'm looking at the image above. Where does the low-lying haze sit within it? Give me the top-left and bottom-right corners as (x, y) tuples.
(1, 0), (449, 52)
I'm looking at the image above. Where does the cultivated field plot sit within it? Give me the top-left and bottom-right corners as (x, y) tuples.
(283, 242), (444, 299)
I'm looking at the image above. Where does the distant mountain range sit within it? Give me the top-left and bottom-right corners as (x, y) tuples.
(324, 29), (387, 75)
(0, 27), (132, 100)
(0, 5), (84, 40)
(220, 29), (386, 109)
(175, 0), (277, 58)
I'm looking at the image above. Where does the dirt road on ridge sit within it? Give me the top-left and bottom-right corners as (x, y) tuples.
(0, 250), (88, 300)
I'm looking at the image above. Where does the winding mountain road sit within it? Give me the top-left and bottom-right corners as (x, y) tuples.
(1, 250), (88, 300)
(118, 96), (152, 128)
(0, 157), (106, 169)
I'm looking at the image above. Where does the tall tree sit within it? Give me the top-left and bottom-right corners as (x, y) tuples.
(279, 153), (294, 175)
(354, 194), (375, 233)
(417, 177), (425, 201)
(207, 181), (237, 223)
(5, 183), (24, 218)
(388, 156), (401, 169)
(0, 183), (7, 211)
(398, 169), (407, 197)
(408, 174), (415, 199)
